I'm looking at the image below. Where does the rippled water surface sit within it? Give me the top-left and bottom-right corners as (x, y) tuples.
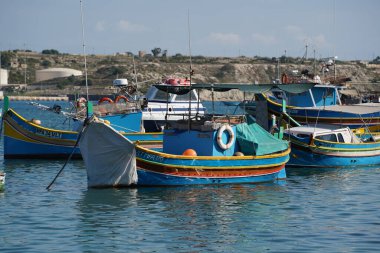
(1, 101), (380, 252)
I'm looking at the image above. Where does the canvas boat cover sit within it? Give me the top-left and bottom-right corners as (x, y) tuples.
(79, 119), (137, 187)
(235, 116), (289, 156)
(154, 83), (316, 95)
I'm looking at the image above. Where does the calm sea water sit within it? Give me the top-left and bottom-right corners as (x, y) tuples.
(1, 101), (380, 252)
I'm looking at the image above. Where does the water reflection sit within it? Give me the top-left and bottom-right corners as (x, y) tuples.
(287, 165), (380, 180)
(75, 182), (291, 252)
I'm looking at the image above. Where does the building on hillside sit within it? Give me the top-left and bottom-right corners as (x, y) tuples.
(0, 68), (9, 85)
(35, 68), (82, 82)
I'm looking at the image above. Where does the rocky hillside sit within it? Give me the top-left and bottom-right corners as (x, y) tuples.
(3, 51), (380, 100)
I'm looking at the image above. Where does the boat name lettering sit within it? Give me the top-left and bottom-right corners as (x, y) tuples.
(35, 129), (62, 138)
(137, 150), (164, 163)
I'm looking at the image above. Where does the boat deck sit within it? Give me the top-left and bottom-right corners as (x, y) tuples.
(304, 104), (380, 114)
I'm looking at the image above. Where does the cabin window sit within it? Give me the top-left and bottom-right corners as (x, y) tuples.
(273, 91), (284, 100)
(337, 133), (345, 143)
(315, 134), (337, 142)
(153, 89), (169, 101)
(175, 90), (197, 101)
(324, 89), (335, 105)
(296, 134), (310, 138)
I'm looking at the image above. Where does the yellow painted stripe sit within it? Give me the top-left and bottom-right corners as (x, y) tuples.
(4, 121), (37, 143)
(8, 109), (77, 134)
(122, 132), (163, 136)
(265, 95), (380, 121)
(292, 138), (380, 152)
(264, 94), (297, 109)
(4, 116), (77, 146)
(314, 138), (380, 146)
(312, 145), (380, 152)
(136, 145), (290, 160)
(137, 157), (289, 170)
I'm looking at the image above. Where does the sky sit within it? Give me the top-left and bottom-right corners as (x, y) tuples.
(1, 0), (379, 60)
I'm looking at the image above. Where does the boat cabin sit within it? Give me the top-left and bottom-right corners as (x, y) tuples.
(145, 84), (199, 103)
(272, 84), (341, 107)
(285, 125), (362, 144)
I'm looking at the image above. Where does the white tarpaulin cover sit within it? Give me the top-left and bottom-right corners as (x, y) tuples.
(79, 119), (137, 187)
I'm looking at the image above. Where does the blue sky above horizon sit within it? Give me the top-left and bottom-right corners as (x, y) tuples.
(1, 0), (379, 60)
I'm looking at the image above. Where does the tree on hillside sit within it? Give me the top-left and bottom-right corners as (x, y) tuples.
(42, 49), (60, 55)
(162, 50), (168, 58)
(110, 66), (125, 77)
(370, 56), (380, 64)
(0, 51), (14, 68)
(151, 47), (161, 57)
(81, 78), (93, 86)
(41, 60), (51, 68)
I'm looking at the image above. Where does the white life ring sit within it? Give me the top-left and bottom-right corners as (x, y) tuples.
(217, 124), (235, 150)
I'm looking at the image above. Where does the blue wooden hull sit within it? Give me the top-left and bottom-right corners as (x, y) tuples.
(3, 109), (162, 159)
(287, 135), (380, 167)
(136, 168), (286, 185)
(100, 113), (142, 132)
(135, 145), (290, 186)
(259, 94), (380, 128)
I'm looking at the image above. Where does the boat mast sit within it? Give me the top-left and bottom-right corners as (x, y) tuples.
(313, 49), (316, 75)
(0, 50), (2, 86)
(333, 0), (336, 83)
(187, 9), (193, 130)
(80, 0), (89, 105)
(132, 55), (138, 87)
(24, 43), (27, 85)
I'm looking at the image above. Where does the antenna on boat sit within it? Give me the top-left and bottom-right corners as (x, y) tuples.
(187, 9), (193, 129)
(313, 49), (316, 74)
(80, 0), (90, 116)
(0, 50), (2, 86)
(332, 0), (336, 83)
(132, 55), (138, 87)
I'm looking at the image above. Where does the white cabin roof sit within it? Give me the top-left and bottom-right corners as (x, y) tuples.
(286, 125), (341, 135)
(113, 79), (128, 86)
(285, 125), (362, 144)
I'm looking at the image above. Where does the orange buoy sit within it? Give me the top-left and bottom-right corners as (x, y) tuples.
(115, 95), (129, 103)
(281, 73), (289, 84)
(98, 97), (114, 104)
(31, 119), (41, 125)
(182, 149), (197, 156)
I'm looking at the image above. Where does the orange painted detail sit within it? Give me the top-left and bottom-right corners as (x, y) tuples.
(98, 97), (114, 104)
(182, 149), (197, 156)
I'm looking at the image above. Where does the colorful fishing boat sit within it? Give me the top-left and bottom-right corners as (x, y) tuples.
(141, 77), (205, 132)
(2, 98), (162, 159)
(73, 93), (143, 133)
(73, 77), (206, 132)
(283, 124), (380, 167)
(257, 83), (380, 128)
(79, 83), (291, 187)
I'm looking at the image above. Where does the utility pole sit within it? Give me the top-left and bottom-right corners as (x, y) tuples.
(313, 49), (316, 74)
(0, 50), (2, 85)
(24, 43), (27, 85)
(277, 57), (280, 82)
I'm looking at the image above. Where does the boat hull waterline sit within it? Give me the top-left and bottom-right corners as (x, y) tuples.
(80, 119), (289, 187)
(3, 109), (162, 159)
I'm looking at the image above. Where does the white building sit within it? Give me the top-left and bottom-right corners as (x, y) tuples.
(35, 68), (82, 82)
(0, 68), (9, 85)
